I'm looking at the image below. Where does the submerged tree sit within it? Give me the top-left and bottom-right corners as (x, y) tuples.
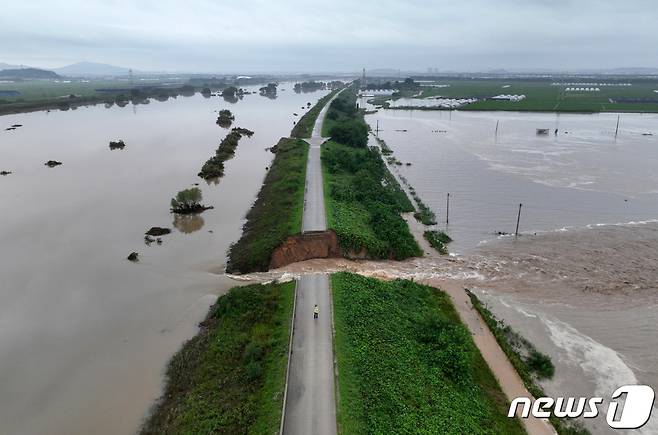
(216, 109), (235, 127)
(170, 187), (212, 214)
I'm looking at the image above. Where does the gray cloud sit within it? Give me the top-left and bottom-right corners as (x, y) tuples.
(1, 0), (657, 72)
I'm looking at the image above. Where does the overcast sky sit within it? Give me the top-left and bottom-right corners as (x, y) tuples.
(2, 0), (657, 73)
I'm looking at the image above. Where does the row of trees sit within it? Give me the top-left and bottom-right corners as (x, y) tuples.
(198, 127), (254, 180)
(326, 91), (368, 147)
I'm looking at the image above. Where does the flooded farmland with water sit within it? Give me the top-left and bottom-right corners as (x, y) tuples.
(0, 84), (330, 435)
(363, 102), (658, 433)
(1, 87), (657, 434)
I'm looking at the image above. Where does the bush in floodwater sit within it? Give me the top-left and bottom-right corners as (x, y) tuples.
(216, 109), (235, 127)
(424, 230), (452, 254)
(171, 187), (203, 213)
(526, 349), (555, 379)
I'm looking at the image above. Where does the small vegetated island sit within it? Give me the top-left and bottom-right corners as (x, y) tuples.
(293, 80), (325, 93)
(215, 109), (234, 128)
(109, 139), (125, 150)
(198, 127), (254, 180)
(259, 83), (278, 99)
(170, 187), (213, 214)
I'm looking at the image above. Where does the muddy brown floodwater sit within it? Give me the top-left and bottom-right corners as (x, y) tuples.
(0, 84), (330, 435)
(251, 103), (658, 433)
(361, 103), (658, 433)
(258, 220), (658, 433)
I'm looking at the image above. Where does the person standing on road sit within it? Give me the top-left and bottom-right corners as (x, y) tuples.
(313, 304), (319, 319)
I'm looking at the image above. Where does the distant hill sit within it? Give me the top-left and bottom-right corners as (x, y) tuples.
(0, 62), (26, 70)
(54, 62), (133, 77)
(0, 68), (60, 79)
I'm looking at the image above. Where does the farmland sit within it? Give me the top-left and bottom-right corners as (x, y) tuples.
(376, 77), (658, 112)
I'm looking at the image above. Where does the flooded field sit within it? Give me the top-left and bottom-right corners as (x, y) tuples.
(0, 85), (329, 435)
(363, 103), (658, 433)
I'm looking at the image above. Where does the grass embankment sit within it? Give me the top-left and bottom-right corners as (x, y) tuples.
(409, 186), (437, 225)
(410, 77), (658, 113)
(372, 134), (437, 226)
(226, 138), (308, 273)
(467, 291), (589, 435)
(332, 273), (525, 434)
(424, 230), (452, 254)
(322, 88), (420, 259)
(290, 88), (341, 138)
(142, 281), (294, 434)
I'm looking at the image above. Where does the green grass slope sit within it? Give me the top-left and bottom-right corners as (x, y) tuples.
(141, 281), (294, 434)
(332, 272), (526, 435)
(322, 87), (420, 259)
(226, 138), (308, 273)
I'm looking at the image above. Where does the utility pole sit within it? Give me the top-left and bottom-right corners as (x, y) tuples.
(446, 193), (450, 225)
(376, 120), (379, 136)
(515, 203), (522, 237)
(495, 120), (499, 136)
(615, 114), (620, 138)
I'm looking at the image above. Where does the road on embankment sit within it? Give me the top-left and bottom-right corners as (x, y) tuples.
(283, 274), (337, 435)
(283, 91), (340, 435)
(301, 90), (341, 232)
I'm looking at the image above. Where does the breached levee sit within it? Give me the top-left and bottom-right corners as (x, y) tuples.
(269, 230), (341, 269)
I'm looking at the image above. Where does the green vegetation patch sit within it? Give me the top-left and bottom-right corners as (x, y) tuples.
(226, 137), (308, 273)
(141, 281), (294, 435)
(170, 187), (212, 214)
(0, 79), (222, 115)
(322, 140), (419, 259)
(408, 186), (437, 225)
(332, 273), (526, 435)
(323, 89), (367, 143)
(424, 230), (452, 254)
(372, 135), (392, 155)
(467, 290), (589, 435)
(216, 109), (235, 128)
(290, 88), (341, 138)
(321, 86), (419, 260)
(412, 78), (658, 113)
(198, 127), (254, 180)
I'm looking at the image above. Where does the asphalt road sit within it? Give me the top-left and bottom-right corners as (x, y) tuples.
(283, 91), (342, 434)
(282, 274), (337, 435)
(301, 91), (340, 232)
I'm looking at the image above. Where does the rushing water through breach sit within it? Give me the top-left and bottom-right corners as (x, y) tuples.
(362, 102), (658, 433)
